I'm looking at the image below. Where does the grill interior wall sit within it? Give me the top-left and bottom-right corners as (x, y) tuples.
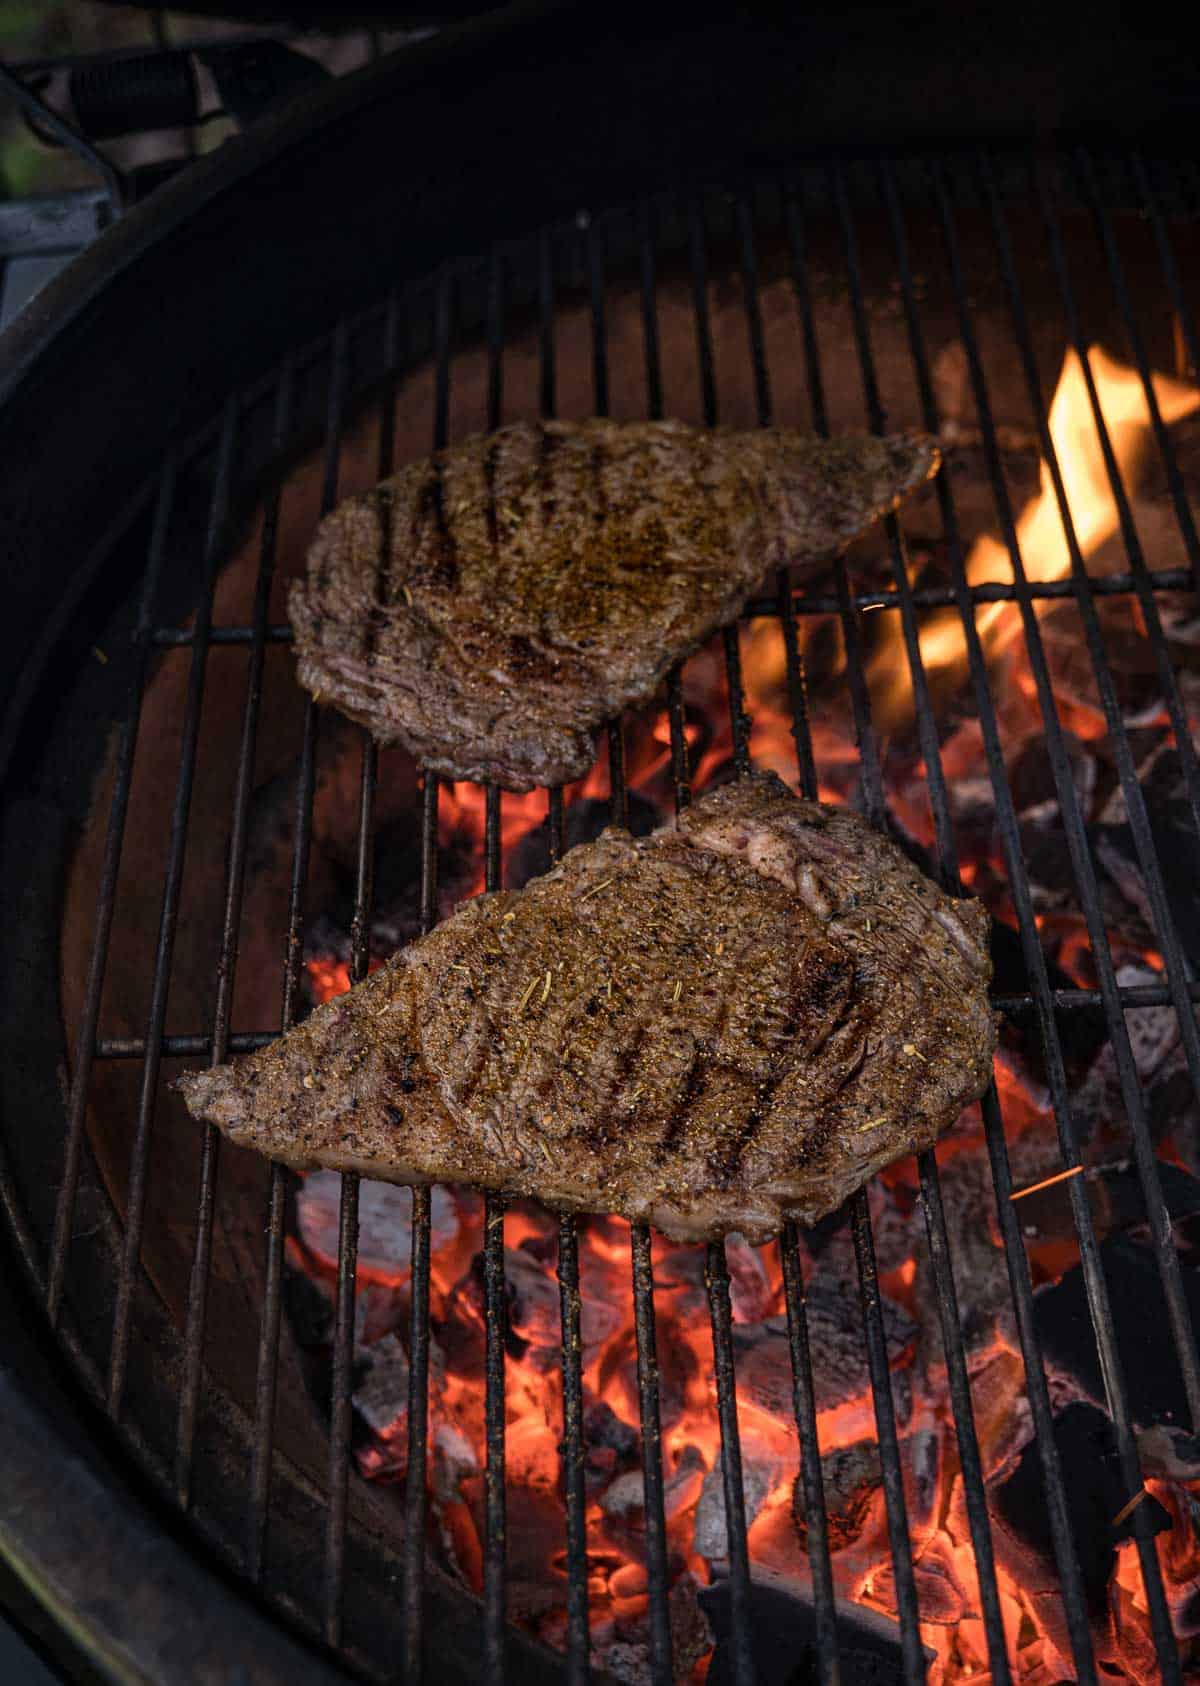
(9, 150), (1199, 1683)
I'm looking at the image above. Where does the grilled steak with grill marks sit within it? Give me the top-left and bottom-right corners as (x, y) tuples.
(177, 774), (994, 1241)
(289, 419), (938, 790)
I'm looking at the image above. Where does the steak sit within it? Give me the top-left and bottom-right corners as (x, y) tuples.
(177, 774), (994, 1242)
(289, 419), (938, 790)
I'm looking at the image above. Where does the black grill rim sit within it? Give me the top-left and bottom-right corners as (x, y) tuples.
(2, 136), (1200, 1686)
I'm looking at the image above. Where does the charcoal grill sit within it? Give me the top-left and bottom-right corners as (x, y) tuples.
(2, 10), (1200, 1686)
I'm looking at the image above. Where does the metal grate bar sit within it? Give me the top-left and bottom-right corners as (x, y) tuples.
(1032, 161), (1200, 842)
(46, 450), (179, 1326)
(174, 360), (297, 1511)
(1131, 150), (1200, 380)
(829, 162), (1010, 1683)
(248, 490), (323, 1583)
(402, 274), (455, 1680)
(879, 153), (1100, 1680)
(637, 199), (664, 422)
(629, 1226), (673, 1686)
(783, 181), (827, 435)
(983, 151), (1200, 1429)
(850, 1198), (924, 1686)
(482, 252), (509, 1686)
(588, 219), (608, 421)
(931, 155), (1182, 1680)
(794, 171), (925, 1681)
(1074, 146), (1200, 589)
(779, 1231), (840, 1686)
(686, 194), (758, 1685)
(744, 186), (842, 1683)
(107, 395), (240, 1422)
(149, 561), (1194, 654)
(305, 315), (363, 1650)
(705, 1243), (757, 1686)
(483, 782), (507, 1682)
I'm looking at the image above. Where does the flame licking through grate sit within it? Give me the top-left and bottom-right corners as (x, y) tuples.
(294, 339), (1200, 1682)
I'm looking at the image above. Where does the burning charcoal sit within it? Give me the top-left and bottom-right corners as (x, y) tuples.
(792, 1440), (881, 1552)
(693, 1450), (781, 1561)
(1011, 731), (1097, 823)
(600, 1470), (648, 1523)
(352, 1331), (410, 1438)
(868, 1534), (968, 1626)
(296, 1172), (459, 1280)
(593, 1572), (713, 1686)
(585, 1400), (639, 1460)
(1136, 1423), (1200, 1483)
(353, 1281), (406, 1348)
(725, 1233), (775, 1324)
(505, 1243), (563, 1353)
(914, 1148), (1019, 1365)
(433, 1421), (479, 1503)
(699, 1565), (923, 1684)
(1019, 819), (1079, 910)
(803, 1266), (916, 1396)
(1035, 1234), (1200, 1430)
(1099, 804), (1200, 971)
(990, 1401), (1170, 1616)
(731, 1288), (914, 1432)
(905, 1429), (942, 1537)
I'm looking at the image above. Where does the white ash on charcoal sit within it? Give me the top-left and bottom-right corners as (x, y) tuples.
(867, 1531), (972, 1628)
(600, 1445), (707, 1535)
(693, 1448), (783, 1561)
(351, 1332), (411, 1477)
(591, 1572), (712, 1686)
(725, 1234), (776, 1324)
(792, 1440), (881, 1553)
(792, 1427), (942, 1558)
(1010, 730), (1098, 828)
(1040, 599), (1171, 729)
(727, 1270), (916, 1447)
(295, 1170), (460, 1280)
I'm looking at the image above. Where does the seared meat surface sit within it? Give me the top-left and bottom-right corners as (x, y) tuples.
(290, 419), (937, 790)
(178, 775), (994, 1242)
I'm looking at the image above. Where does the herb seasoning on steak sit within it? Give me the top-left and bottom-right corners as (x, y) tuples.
(177, 774), (994, 1241)
(289, 419), (938, 791)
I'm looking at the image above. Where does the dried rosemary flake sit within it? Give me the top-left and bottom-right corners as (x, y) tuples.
(516, 976), (541, 1013)
(902, 1043), (927, 1061)
(401, 585), (414, 607)
(671, 980), (683, 1002)
(501, 912), (517, 924)
(580, 876), (616, 902)
(540, 970), (553, 1003)
(857, 1116), (887, 1132)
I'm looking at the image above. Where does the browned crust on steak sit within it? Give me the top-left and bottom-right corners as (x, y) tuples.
(289, 420), (938, 790)
(177, 774), (994, 1242)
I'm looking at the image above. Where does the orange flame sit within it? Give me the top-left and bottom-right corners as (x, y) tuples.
(878, 344), (1200, 721)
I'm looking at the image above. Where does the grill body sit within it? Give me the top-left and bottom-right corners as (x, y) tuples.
(2, 17), (1200, 1686)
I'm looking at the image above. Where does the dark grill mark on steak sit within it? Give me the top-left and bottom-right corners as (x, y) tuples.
(413, 456), (456, 589)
